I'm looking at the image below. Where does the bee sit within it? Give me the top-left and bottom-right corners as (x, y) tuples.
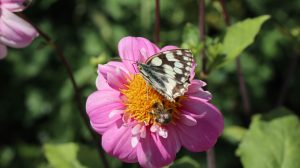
(149, 102), (173, 125)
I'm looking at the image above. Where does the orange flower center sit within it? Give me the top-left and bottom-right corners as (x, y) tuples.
(121, 74), (181, 125)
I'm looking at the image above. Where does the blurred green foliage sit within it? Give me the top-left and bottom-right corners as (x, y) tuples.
(0, 0), (300, 168)
(237, 108), (300, 168)
(170, 156), (201, 168)
(222, 126), (246, 144)
(44, 143), (87, 168)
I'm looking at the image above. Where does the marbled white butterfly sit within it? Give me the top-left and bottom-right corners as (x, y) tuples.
(137, 49), (194, 102)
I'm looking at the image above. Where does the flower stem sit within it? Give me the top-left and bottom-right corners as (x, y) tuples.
(17, 14), (110, 168)
(219, 0), (251, 120)
(154, 0), (160, 44)
(206, 149), (216, 168)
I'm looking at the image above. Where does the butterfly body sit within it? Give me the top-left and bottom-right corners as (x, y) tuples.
(137, 49), (194, 102)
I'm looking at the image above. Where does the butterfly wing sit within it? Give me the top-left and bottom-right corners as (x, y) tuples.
(138, 49), (194, 101)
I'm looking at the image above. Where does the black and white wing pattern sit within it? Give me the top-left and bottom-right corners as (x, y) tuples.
(137, 49), (194, 102)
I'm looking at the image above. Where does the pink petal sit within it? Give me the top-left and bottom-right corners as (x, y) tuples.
(1, 0), (26, 11)
(0, 44), (7, 59)
(150, 124), (159, 132)
(160, 45), (178, 52)
(102, 120), (138, 163)
(131, 135), (140, 148)
(86, 90), (124, 134)
(177, 97), (224, 152)
(137, 128), (180, 168)
(158, 127), (168, 138)
(97, 61), (130, 91)
(0, 9), (38, 48)
(131, 124), (142, 136)
(186, 80), (212, 101)
(189, 62), (196, 80)
(95, 74), (112, 91)
(180, 114), (197, 126)
(108, 109), (123, 119)
(140, 126), (146, 138)
(118, 36), (160, 74)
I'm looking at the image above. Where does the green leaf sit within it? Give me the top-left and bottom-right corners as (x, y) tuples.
(236, 107), (300, 168)
(222, 15), (270, 62)
(170, 156), (201, 168)
(43, 143), (86, 168)
(222, 126), (247, 144)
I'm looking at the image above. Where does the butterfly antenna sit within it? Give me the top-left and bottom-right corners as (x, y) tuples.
(110, 57), (122, 61)
(111, 57), (139, 63)
(131, 62), (139, 74)
(110, 57), (138, 73)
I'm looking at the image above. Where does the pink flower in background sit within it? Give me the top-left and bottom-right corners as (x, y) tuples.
(86, 36), (224, 168)
(0, 0), (38, 59)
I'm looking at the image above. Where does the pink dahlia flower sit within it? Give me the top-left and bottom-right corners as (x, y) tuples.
(0, 0), (38, 59)
(86, 36), (224, 168)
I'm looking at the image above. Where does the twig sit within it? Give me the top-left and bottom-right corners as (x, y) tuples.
(17, 14), (110, 168)
(236, 56), (251, 118)
(198, 1), (216, 168)
(219, 0), (251, 119)
(199, 0), (207, 78)
(154, 0), (160, 44)
(277, 53), (299, 106)
(220, 0), (230, 26)
(36, 28), (110, 168)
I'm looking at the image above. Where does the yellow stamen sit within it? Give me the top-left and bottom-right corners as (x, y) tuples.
(121, 75), (181, 125)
